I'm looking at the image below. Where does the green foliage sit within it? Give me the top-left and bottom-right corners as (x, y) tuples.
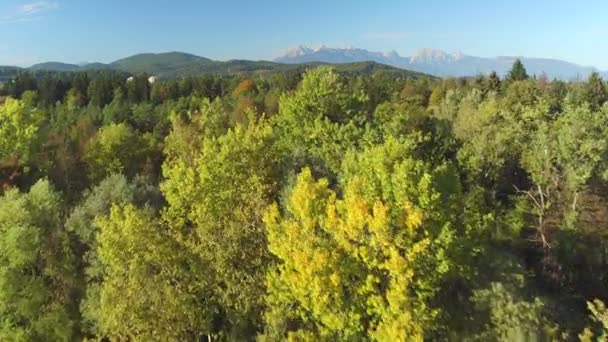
(486, 71), (501, 93)
(0, 180), (76, 341)
(0, 97), (44, 165)
(2, 63), (608, 341)
(584, 72), (607, 110)
(96, 203), (210, 340)
(84, 122), (159, 183)
(580, 299), (608, 341)
(162, 116), (279, 337)
(65, 174), (161, 336)
(273, 67), (371, 178)
(471, 283), (551, 341)
(507, 59), (529, 82)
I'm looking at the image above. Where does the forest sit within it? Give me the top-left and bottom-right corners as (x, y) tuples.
(1, 59), (608, 341)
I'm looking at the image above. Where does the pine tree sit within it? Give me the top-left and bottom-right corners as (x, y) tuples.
(507, 59), (529, 82)
(584, 71), (607, 110)
(486, 71), (501, 93)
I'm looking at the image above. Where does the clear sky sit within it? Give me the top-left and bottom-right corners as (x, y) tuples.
(1, 0), (608, 68)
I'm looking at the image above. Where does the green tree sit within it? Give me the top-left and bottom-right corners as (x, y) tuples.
(273, 67), (370, 179)
(163, 97), (231, 164)
(96, 204), (211, 340)
(471, 283), (553, 341)
(84, 123), (158, 183)
(0, 97), (44, 166)
(126, 75), (151, 103)
(8, 72), (37, 98)
(428, 86), (446, 109)
(507, 59), (529, 82)
(0, 180), (76, 341)
(580, 299), (608, 341)
(486, 71), (501, 93)
(162, 117), (279, 337)
(65, 174), (161, 336)
(65, 87), (86, 111)
(87, 77), (113, 108)
(101, 87), (130, 124)
(584, 71), (607, 110)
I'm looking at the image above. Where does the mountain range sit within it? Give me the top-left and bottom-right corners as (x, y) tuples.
(0, 52), (426, 81)
(1, 47), (605, 81)
(275, 46), (604, 80)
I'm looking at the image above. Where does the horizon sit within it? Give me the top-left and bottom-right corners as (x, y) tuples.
(2, 0), (608, 68)
(10, 47), (603, 71)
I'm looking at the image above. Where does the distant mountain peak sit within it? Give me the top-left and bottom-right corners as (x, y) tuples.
(283, 45), (314, 57)
(273, 44), (601, 79)
(383, 50), (401, 59)
(409, 48), (465, 63)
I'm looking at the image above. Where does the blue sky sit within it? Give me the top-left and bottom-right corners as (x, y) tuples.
(1, 0), (608, 68)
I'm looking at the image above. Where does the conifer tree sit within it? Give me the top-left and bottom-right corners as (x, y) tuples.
(507, 59), (529, 82)
(584, 71), (607, 110)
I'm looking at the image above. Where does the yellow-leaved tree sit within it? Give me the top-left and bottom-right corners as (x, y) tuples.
(261, 137), (466, 341)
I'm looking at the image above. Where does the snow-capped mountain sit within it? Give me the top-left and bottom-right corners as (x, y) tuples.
(282, 45), (314, 58)
(274, 46), (600, 79)
(275, 45), (391, 65)
(408, 48), (465, 64)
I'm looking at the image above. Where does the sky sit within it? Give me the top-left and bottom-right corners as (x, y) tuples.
(1, 0), (608, 68)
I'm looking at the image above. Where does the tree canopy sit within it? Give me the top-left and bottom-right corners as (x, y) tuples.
(0, 63), (607, 340)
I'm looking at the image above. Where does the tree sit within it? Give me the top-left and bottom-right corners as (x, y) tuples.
(87, 77), (113, 108)
(163, 97), (231, 164)
(65, 87), (86, 110)
(65, 174), (162, 336)
(471, 283), (553, 341)
(101, 87), (130, 124)
(8, 72), (37, 98)
(262, 138), (468, 340)
(125, 75), (150, 103)
(0, 97), (44, 166)
(514, 103), (608, 253)
(428, 85), (446, 109)
(507, 59), (529, 82)
(0, 96), (44, 188)
(584, 72), (607, 110)
(273, 67), (370, 179)
(83, 123), (158, 183)
(546, 79), (567, 114)
(162, 117), (279, 337)
(0, 180), (76, 341)
(580, 299), (608, 341)
(96, 204), (211, 340)
(486, 71), (501, 93)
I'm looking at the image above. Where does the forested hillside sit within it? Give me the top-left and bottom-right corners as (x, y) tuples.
(1, 52), (427, 79)
(1, 60), (608, 341)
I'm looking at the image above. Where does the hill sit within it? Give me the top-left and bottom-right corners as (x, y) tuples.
(9, 52), (430, 79)
(29, 62), (81, 72)
(3, 48), (606, 80)
(110, 52), (213, 75)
